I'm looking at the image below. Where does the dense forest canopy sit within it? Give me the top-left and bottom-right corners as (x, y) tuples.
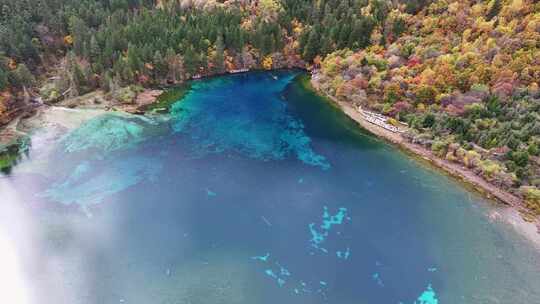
(0, 0), (421, 93)
(0, 0), (539, 213)
(1, 1), (308, 89)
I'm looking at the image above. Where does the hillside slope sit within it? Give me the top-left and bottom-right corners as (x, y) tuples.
(314, 0), (540, 214)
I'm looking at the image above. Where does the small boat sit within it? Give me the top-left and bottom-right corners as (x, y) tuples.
(272, 75), (278, 80)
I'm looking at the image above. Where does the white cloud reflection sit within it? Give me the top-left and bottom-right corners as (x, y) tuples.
(0, 179), (33, 304)
(0, 232), (30, 304)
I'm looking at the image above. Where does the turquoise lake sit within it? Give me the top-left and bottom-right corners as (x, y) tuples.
(1, 71), (539, 303)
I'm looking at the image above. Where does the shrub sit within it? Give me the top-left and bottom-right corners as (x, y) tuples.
(422, 113), (436, 128)
(464, 150), (481, 168)
(415, 85), (438, 104)
(523, 187), (540, 215)
(431, 140), (448, 157)
(479, 159), (502, 178)
(528, 143), (539, 156)
(511, 150), (529, 167)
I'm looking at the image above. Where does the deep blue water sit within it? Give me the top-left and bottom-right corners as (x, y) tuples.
(1, 71), (539, 304)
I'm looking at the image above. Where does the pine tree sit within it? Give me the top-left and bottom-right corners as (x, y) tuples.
(89, 35), (100, 62)
(391, 17), (407, 38)
(0, 58), (8, 90)
(103, 71), (113, 92)
(371, 0), (389, 25)
(199, 51), (208, 72)
(303, 30), (320, 62)
(152, 50), (166, 78)
(214, 34), (225, 73)
(165, 48), (178, 81)
(126, 44), (142, 72)
(319, 36), (333, 56)
(487, 0), (502, 21)
(0, 68), (8, 91)
(69, 16), (89, 57)
(65, 52), (85, 96)
(120, 60), (134, 84)
(405, 0), (431, 14)
(183, 46), (197, 75)
(111, 0), (129, 11)
(337, 23), (351, 49)
(10, 63), (35, 89)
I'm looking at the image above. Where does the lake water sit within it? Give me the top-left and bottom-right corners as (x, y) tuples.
(1, 71), (539, 304)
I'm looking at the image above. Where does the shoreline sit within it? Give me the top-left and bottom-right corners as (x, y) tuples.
(307, 76), (540, 245)
(2, 71), (539, 246)
(1, 71), (535, 209)
(0, 68), (284, 151)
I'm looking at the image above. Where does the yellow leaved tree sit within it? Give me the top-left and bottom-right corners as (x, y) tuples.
(64, 35), (73, 45)
(262, 56), (273, 70)
(259, 0), (283, 22)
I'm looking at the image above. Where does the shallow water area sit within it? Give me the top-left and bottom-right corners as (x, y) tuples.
(1, 71), (539, 304)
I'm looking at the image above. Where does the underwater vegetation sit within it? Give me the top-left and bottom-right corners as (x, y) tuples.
(309, 206), (350, 253)
(40, 156), (162, 216)
(169, 73), (330, 169)
(61, 113), (154, 155)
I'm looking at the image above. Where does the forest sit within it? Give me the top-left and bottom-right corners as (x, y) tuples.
(0, 0), (539, 214)
(0, 0), (408, 95)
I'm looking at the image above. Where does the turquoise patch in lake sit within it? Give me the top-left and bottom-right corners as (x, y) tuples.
(336, 247), (351, 260)
(61, 113), (157, 156)
(250, 248), (333, 300)
(252, 253), (270, 262)
(40, 156), (161, 215)
(415, 284), (438, 304)
(252, 253), (303, 292)
(309, 206), (350, 253)
(169, 72), (329, 169)
(206, 188), (217, 197)
(372, 272), (384, 287)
